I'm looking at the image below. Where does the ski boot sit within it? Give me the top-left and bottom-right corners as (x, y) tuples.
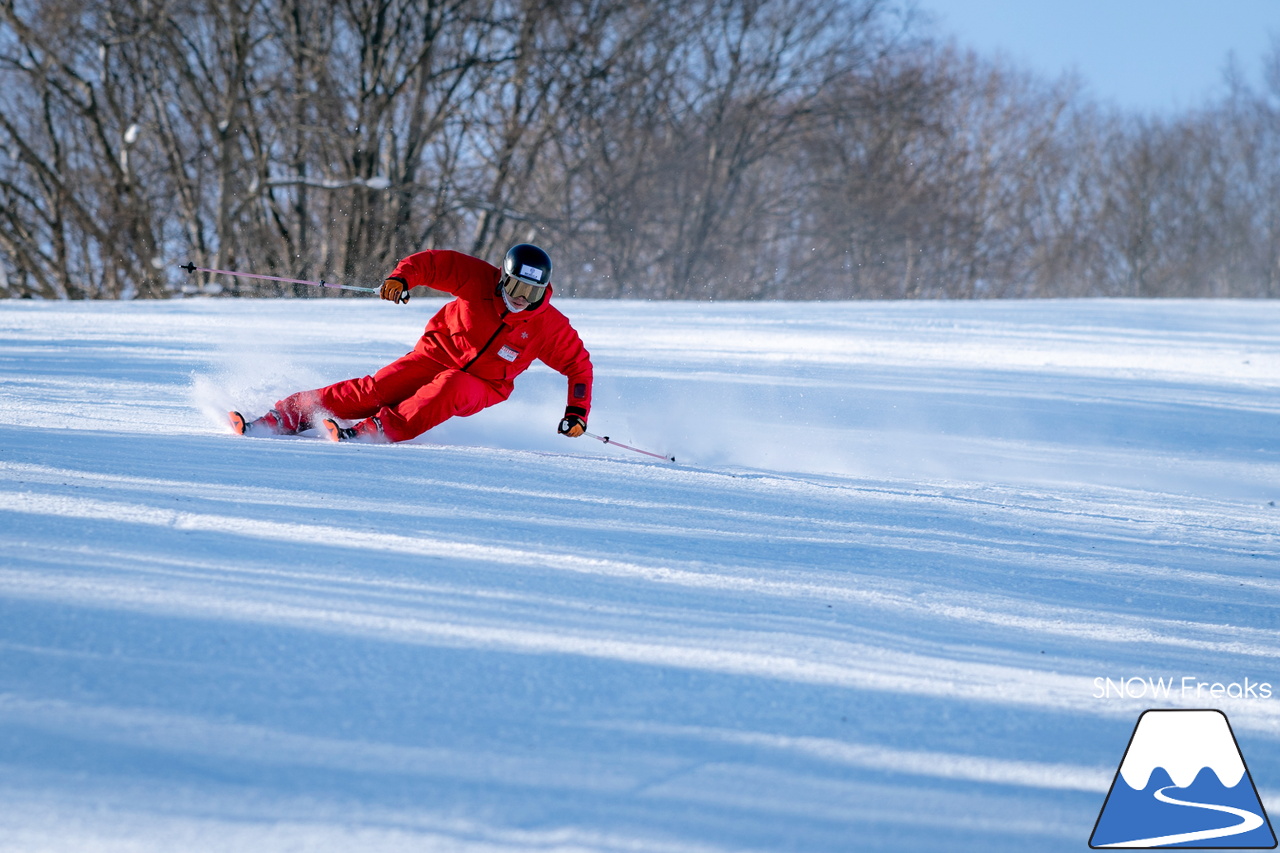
(229, 409), (299, 436)
(322, 417), (384, 443)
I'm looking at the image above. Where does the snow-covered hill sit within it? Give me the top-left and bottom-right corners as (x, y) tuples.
(1, 297), (1278, 852)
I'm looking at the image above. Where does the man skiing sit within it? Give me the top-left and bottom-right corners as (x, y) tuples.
(229, 243), (592, 444)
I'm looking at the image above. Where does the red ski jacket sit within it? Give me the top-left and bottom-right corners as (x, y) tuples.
(389, 249), (593, 418)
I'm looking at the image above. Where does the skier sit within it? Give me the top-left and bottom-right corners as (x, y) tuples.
(229, 243), (592, 444)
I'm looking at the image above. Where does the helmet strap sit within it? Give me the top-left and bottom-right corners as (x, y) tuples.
(500, 288), (527, 313)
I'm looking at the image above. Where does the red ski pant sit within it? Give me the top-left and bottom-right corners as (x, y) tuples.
(274, 351), (505, 442)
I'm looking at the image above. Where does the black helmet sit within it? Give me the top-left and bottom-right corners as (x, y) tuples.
(500, 243), (552, 302)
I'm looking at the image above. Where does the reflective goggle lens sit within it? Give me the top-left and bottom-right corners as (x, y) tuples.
(502, 275), (546, 301)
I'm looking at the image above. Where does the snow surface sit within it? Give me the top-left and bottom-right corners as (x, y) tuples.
(0, 296), (1278, 852)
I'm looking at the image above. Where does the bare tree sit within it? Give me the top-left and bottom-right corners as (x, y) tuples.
(1, 0), (1277, 301)
(0, 0), (169, 297)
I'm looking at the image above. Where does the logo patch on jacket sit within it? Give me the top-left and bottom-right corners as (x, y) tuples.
(497, 345), (520, 362)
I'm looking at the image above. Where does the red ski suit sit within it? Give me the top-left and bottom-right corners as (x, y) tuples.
(274, 250), (593, 442)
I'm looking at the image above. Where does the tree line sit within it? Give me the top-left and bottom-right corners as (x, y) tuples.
(1, 0), (1278, 300)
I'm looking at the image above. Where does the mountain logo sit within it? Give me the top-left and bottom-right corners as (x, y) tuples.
(1090, 709), (1276, 848)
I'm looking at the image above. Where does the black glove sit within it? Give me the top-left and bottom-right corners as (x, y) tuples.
(380, 277), (410, 304)
(558, 408), (586, 437)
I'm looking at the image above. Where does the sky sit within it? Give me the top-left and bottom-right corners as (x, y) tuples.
(915, 0), (1280, 113)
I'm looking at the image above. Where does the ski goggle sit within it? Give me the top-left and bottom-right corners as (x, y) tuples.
(500, 273), (547, 302)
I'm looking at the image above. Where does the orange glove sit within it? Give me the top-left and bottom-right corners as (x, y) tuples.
(558, 410), (586, 437)
(380, 277), (410, 303)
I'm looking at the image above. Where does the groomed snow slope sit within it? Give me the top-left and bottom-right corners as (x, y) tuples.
(0, 297), (1278, 852)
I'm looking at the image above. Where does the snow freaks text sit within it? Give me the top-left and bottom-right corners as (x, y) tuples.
(1094, 676), (1274, 701)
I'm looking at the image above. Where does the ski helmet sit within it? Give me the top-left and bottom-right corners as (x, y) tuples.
(500, 243), (552, 302)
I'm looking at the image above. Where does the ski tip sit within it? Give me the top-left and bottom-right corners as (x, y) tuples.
(228, 411), (247, 436)
(321, 418), (342, 443)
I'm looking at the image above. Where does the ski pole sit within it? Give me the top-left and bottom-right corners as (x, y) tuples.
(179, 262), (394, 299)
(584, 431), (675, 463)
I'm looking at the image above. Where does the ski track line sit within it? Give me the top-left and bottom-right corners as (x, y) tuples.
(6, 565), (1280, 731)
(1, 560), (1111, 715)
(4, 489), (1280, 663)
(597, 723), (1112, 793)
(0, 693), (1111, 796)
